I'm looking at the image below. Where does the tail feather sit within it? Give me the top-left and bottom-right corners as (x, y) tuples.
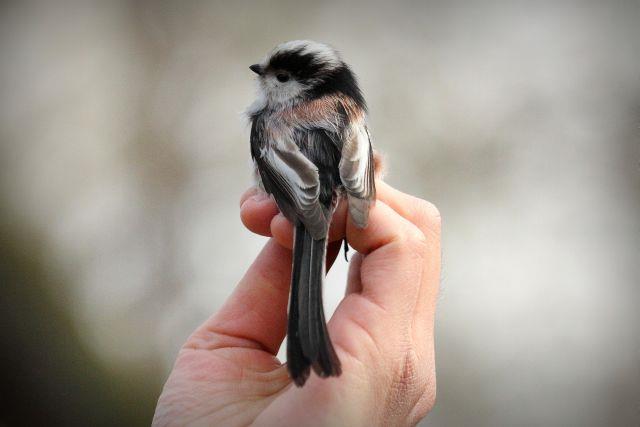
(287, 224), (311, 386)
(287, 222), (341, 386)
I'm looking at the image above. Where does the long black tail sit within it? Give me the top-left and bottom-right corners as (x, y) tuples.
(287, 222), (342, 386)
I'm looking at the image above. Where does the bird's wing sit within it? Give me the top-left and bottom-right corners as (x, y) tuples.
(251, 122), (328, 239)
(339, 119), (376, 227)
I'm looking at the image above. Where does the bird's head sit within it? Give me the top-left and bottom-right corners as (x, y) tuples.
(249, 40), (363, 109)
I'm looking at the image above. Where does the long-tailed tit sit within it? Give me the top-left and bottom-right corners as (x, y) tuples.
(246, 40), (376, 386)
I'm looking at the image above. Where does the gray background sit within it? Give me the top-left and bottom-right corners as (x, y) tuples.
(1, 0), (638, 425)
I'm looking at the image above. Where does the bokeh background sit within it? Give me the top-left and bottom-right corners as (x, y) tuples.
(1, 0), (639, 425)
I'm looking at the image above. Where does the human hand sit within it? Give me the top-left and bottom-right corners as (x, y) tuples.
(152, 180), (441, 426)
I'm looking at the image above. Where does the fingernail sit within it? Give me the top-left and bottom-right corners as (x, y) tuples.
(251, 192), (270, 203)
(239, 188), (256, 207)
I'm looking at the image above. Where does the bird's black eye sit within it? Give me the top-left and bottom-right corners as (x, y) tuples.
(276, 73), (289, 83)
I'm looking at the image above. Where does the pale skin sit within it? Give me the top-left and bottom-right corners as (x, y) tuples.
(152, 180), (441, 426)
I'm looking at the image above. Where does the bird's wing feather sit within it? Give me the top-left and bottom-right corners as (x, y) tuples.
(339, 119), (376, 227)
(253, 129), (328, 239)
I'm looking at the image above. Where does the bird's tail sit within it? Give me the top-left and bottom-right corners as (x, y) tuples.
(287, 222), (342, 386)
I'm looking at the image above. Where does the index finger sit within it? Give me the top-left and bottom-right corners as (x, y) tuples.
(345, 200), (429, 313)
(373, 180), (441, 339)
(376, 180), (441, 239)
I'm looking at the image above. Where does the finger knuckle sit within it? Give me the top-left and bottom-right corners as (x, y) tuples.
(414, 367), (437, 419)
(386, 228), (428, 266)
(384, 350), (436, 424)
(413, 198), (441, 234)
(404, 226), (429, 252)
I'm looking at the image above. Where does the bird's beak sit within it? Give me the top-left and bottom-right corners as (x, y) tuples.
(249, 64), (263, 75)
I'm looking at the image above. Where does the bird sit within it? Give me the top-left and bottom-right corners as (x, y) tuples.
(246, 40), (376, 386)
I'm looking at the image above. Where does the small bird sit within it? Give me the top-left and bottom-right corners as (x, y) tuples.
(247, 40), (375, 386)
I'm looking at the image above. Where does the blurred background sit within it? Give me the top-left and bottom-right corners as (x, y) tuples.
(1, 0), (638, 425)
